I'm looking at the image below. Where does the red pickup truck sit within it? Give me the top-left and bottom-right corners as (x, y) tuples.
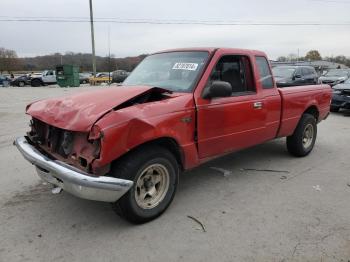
(15, 48), (332, 223)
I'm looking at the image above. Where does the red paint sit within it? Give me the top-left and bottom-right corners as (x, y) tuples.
(25, 48), (332, 175)
(277, 85), (332, 137)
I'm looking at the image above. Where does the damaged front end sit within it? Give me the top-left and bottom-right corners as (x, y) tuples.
(14, 118), (133, 202)
(27, 118), (104, 175)
(14, 86), (180, 202)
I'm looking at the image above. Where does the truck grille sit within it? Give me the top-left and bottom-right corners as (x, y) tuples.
(29, 120), (74, 158)
(342, 90), (350, 96)
(28, 118), (101, 174)
(333, 100), (343, 105)
(322, 80), (335, 84)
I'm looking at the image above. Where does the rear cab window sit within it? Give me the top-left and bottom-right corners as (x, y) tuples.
(255, 56), (274, 89)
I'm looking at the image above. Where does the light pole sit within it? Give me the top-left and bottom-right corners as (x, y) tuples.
(89, 0), (96, 77)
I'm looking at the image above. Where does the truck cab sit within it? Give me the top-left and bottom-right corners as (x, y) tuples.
(42, 70), (56, 84)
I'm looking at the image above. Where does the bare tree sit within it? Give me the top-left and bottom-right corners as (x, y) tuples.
(287, 53), (298, 62)
(0, 47), (21, 74)
(277, 56), (287, 62)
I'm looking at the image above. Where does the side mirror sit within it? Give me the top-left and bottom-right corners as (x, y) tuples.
(294, 74), (302, 79)
(203, 81), (232, 99)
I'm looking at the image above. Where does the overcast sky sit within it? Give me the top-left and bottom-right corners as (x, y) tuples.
(1, 0), (350, 59)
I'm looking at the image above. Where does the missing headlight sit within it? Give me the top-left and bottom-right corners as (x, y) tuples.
(61, 131), (74, 156)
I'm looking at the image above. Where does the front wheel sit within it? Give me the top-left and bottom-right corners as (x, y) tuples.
(287, 113), (317, 157)
(111, 145), (179, 223)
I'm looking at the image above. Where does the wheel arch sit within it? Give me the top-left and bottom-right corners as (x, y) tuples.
(112, 137), (185, 171)
(303, 105), (319, 122)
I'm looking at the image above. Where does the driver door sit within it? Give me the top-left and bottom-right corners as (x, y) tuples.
(195, 54), (269, 159)
(46, 70), (56, 83)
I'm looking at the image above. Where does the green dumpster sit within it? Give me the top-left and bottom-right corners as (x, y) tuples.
(56, 65), (80, 87)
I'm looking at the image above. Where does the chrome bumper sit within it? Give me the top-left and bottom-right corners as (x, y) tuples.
(14, 137), (133, 202)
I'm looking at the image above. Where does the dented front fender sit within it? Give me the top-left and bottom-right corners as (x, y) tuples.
(91, 93), (198, 170)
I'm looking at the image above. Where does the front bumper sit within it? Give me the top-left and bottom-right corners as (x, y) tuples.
(14, 137), (133, 202)
(321, 82), (336, 86)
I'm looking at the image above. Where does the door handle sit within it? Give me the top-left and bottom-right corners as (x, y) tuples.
(253, 101), (263, 109)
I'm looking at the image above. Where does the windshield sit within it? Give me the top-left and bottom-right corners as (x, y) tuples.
(272, 67), (295, 78)
(325, 69), (349, 77)
(123, 51), (209, 92)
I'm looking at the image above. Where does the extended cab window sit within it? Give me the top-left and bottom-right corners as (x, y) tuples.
(256, 56), (274, 89)
(207, 55), (255, 95)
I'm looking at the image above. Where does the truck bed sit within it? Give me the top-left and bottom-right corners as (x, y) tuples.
(277, 84), (332, 137)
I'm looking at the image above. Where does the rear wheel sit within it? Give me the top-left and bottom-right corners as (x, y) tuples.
(111, 145), (179, 223)
(287, 113), (317, 157)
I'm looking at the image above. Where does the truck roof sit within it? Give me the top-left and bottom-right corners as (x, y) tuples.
(154, 47), (267, 57)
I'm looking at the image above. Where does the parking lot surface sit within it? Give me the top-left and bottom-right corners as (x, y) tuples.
(0, 86), (349, 262)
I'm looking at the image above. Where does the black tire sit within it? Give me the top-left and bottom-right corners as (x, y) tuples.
(111, 145), (179, 223)
(330, 106), (340, 112)
(31, 79), (42, 87)
(18, 81), (25, 87)
(286, 113), (317, 157)
(82, 80), (87, 84)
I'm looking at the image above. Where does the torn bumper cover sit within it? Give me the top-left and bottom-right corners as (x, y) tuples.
(14, 137), (133, 202)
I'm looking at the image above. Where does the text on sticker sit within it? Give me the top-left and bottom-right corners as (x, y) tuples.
(172, 63), (198, 71)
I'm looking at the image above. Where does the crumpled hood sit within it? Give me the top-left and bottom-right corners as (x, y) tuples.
(27, 86), (169, 132)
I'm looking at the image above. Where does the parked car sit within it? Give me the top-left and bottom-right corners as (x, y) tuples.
(318, 69), (350, 86)
(112, 70), (130, 83)
(272, 66), (318, 87)
(15, 48), (332, 223)
(79, 73), (92, 84)
(89, 73), (112, 85)
(30, 70), (57, 87)
(0, 74), (11, 86)
(11, 75), (31, 87)
(330, 78), (350, 112)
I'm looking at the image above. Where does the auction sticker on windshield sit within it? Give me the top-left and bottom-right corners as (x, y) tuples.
(172, 63), (198, 71)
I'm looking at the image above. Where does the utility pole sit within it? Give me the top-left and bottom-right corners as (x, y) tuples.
(297, 48), (300, 64)
(89, 0), (96, 77)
